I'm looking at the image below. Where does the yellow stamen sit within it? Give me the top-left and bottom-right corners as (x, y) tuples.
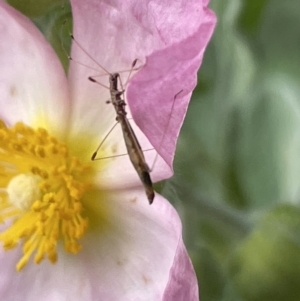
(0, 121), (91, 271)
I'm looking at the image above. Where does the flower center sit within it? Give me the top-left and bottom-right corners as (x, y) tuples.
(0, 120), (91, 271)
(7, 173), (42, 211)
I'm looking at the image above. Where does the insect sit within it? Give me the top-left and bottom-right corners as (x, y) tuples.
(89, 65), (155, 204)
(66, 33), (180, 205)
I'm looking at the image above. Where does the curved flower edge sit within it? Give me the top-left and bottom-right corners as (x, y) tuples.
(127, 7), (216, 168)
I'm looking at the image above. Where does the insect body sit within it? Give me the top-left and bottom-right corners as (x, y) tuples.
(65, 33), (155, 204)
(90, 73), (155, 204)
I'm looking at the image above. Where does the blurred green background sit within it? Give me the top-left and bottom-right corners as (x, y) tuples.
(7, 0), (300, 300)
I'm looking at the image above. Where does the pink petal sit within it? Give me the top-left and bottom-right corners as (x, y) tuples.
(163, 239), (198, 301)
(0, 2), (70, 136)
(0, 191), (197, 301)
(127, 4), (217, 167)
(91, 120), (172, 190)
(68, 0), (216, 176)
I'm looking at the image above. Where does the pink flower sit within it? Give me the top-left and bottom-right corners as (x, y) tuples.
(0, 0), (216, 300)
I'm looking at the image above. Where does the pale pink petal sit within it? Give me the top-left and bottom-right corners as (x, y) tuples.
(127, 5), (217, 167)
(67, 0), (216, 177)
(0, 191), (197, 301)
(91, 120), (171, 190)
(163, 239), (198, 301)
(0, 2), (70, 136)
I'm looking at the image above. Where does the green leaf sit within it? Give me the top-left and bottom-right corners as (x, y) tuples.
(228, 205), (300, 301)
(7, 0), (65, 18)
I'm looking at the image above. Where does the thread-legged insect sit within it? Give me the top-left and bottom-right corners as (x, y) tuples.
(65, 33), (174, 205)
(90, 71), (155, 204)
